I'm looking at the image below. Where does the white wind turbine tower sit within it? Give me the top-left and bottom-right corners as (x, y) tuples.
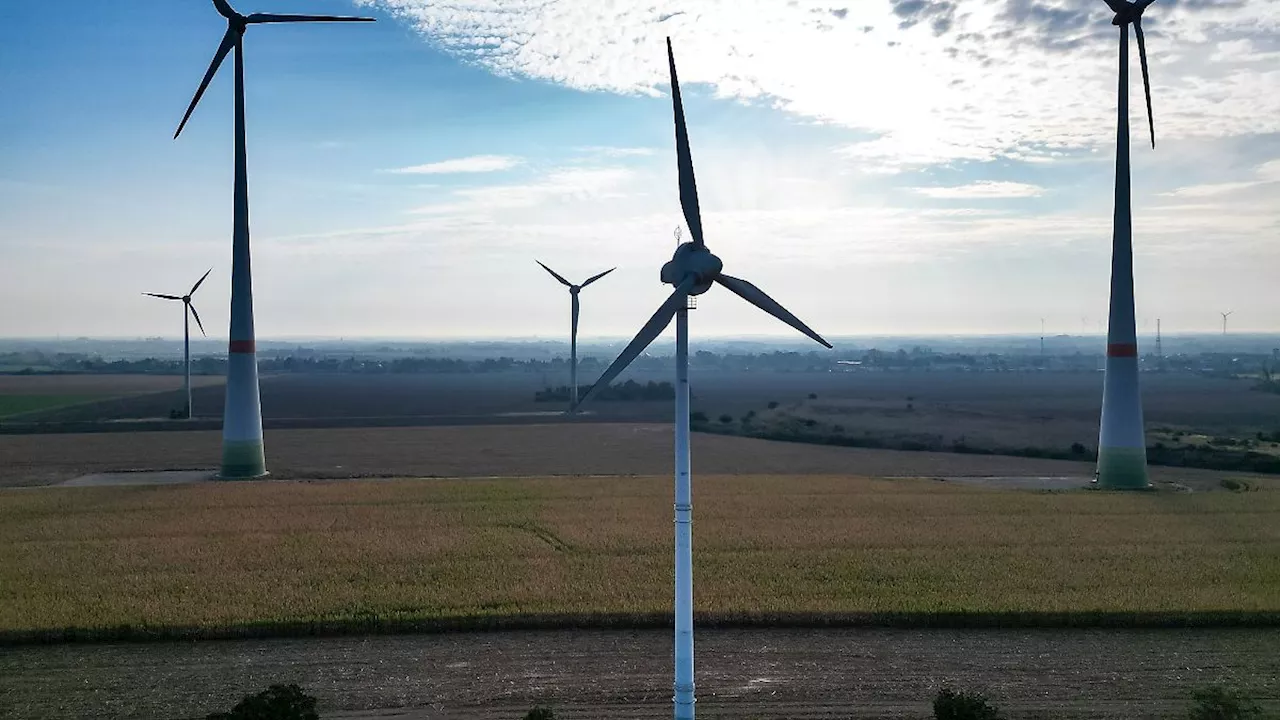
(144, 268), (212, 420)
(1220, 310), (1233, 336)
(536, 261), (616, 411)
(575, 38), (831, 720)
(1095, 0), (1160, 490)
(174, 0), (374, 478)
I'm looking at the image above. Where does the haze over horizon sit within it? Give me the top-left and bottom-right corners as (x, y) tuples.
(2, 0), (1278, 339)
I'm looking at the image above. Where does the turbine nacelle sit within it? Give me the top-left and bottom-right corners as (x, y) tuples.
(661, 242), (722, 296)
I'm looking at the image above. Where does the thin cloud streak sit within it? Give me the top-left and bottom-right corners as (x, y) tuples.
(912, 181), (1047, 199)
(388, 154), (524, 174)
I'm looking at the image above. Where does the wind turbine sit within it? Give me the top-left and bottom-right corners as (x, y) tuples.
(1095, 0), (1159, 490)
(1221, 310), (1233, 336)
(575, 38), (831, 720)
(174, 0), (374, 478)
(536, 261), (616, 410)
(144, 269), (212, 420)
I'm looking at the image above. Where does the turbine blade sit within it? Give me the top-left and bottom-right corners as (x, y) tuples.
(716, 274), (832, 348)
(1137, 0), (1158, 9)
(667, 37), (704, 248)
(189, 303), (207, 337)
(212, 0), (240, 20)
(577, 277), (695, 407)
(144, 293), (183, 301)
(245, 13), (376, 24)
(175, 28), (236, 139)
(190, 267), (213, 295)
(1102, 0), (1127, 12)
(537, 261), (572, 287)
(1134, 19), (1156, 149)
(572, 293), (580, 351)
(581, 267), (616, 288)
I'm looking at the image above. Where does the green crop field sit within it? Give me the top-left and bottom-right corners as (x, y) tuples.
(1, 475), (1278, 642)
(0, 394), (106, 418)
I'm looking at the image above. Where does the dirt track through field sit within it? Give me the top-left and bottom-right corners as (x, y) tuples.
(1, 628), (1275, 719)
(0, 423), (1254, 489)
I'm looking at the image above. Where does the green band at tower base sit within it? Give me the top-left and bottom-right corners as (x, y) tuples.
(1096, 446), (1149, 489)
(218, 440), (267, 480)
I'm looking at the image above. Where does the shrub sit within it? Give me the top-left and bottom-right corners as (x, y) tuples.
(524, 706), (556, 720)
(933, 688), (1002, 720)
(1070, 442), (1087, 455)
(718, 414), (733, 424)
(1186, 685), (1262, 720)
(1220, 478), (1244, 492)
(206, 684), (318, 720)
(807, 393), (818, 400)
(767, 401), (779, 409)
(690, 411), (708, 424)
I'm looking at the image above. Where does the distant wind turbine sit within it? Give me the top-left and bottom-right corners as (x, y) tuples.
(174, 0), (374, 478)
(536, 261), (616, 410)
(1221, 310), (1233, 336)
(576, 38), (831, 720)
(1095, 0), (1160, 490)
(144, 269), (212, 420)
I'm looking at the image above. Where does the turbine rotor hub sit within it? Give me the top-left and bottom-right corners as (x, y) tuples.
(661, 242), (722, 296)
(570, 286), (581, 295)
(183, 296), (192, 303)
(1111, 3), (1144, 25)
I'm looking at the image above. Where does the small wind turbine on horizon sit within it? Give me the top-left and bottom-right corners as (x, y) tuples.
(536, 261), (616, 410)
(1095, 0), (1160, 490)
(144, 269), (212, 421)
(1221, 310), (1233, 336)
(174, 0), (374, 478)
(575, 38), (831, 720)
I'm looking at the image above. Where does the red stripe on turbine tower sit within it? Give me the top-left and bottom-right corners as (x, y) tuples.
(1107, 343), (1138, 357)
(229, 339), (256, 354)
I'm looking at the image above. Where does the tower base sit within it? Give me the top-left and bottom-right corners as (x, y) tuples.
(218, 439), (268, 480)
(1095, 445), (1150, 489)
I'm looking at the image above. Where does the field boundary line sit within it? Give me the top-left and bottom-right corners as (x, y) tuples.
(4, 610), (1280, 646)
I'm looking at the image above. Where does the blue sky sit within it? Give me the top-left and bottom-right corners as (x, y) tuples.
(1, 0), (1278, 340)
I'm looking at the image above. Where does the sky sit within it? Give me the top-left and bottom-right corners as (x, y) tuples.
(1, 0), (1278, 341)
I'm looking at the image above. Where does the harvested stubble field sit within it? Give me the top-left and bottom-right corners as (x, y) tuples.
(0, 423), (1260, 488)
(2, 474), (1277, 642)
(3, 627), (1278, 719)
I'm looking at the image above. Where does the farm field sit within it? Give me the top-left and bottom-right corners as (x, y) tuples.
(0, 423), (1263, 489)
(8, 371), (1279, 458)
(2, 627), (1276, 719)
(0, 374), (223, 419)
(2, 474), (1277, 641)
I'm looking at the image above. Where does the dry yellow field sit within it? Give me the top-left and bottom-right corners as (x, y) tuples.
(1, 475), (1278, 640)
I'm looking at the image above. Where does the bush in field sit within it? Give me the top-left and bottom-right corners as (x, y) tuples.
(933, 688), (1002, 720)
(1186, 685), (1263, 720)
(524, 706), (556, 720)
(206, 684), (318, 720)
(719, 414), (734, 424)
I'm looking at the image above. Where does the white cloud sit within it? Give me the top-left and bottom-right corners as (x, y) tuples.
(389, 155), (524, 174)
(411, 166), (639, 215)
(911, 181), (1047, 199)
(1159, 181), (1258, 198)
(1160, 157), (1280, 197)
(576, 146), (656, 157)
(356, 0), (1280, 171)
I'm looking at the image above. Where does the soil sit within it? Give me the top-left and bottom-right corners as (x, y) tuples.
(1, 628), (1275, 719)
(0, 423), (1255, 490)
